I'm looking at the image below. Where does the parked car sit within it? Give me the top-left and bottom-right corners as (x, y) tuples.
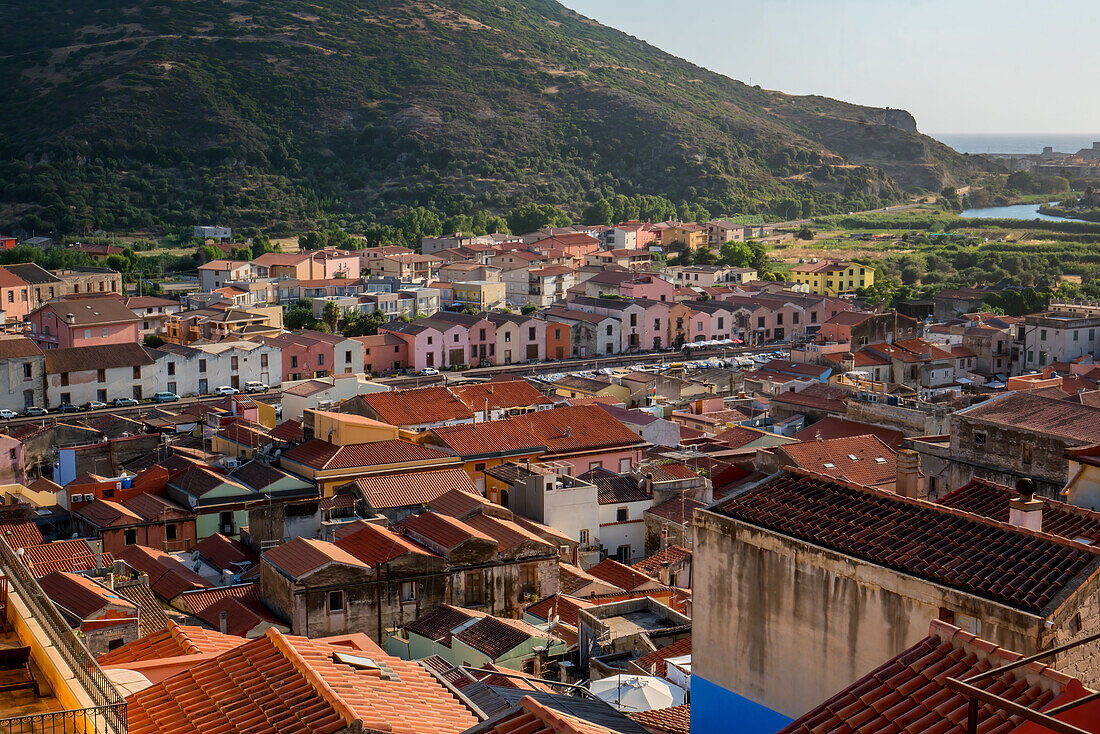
(113, 397), (139, 407)
(153, 392), (180, 403)
(56, 403), (80, 413)
(215, 386), (239, 395)
(420, 367), (440, 376)
(0, 409), (17, 419)
(81, 401), (107, 411)
(23, 406), (47, 417)
(243, 381), (268, 393)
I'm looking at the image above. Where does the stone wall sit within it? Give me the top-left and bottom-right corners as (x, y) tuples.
(846, 400), (949, 436)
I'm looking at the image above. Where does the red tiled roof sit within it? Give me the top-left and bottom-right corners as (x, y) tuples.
(449, 381), (553, 411)
(175, 583), (260, 616)
(283, 439), (454, 471)
(269, 419), (305, 444)
(125, 628), (479, 734)
(959, 391), (1100, 444)
(20, 539), (111, 577)
(334, 522), (438, 565)
(453, 616), (534, 659)
(710, 425), (766, 449)
(403, 511), (495, 552)
(404, 604), (486, 644)
(195, 596), (286, 638)
(39, 571), (136, 620)
(940, 478), (1100, 544)
(770, 384), (848, 412)
(116, 545), (210, 601)
(579, 468), (651, 505)
(98, 620), (245, 665)
(777, 620), (1090, 734)
(427, 419), (544, 457)
(628, 704), (690, 734)
(645, 497), (704, 526)
(717, 469), (1100, 614)
(263, 537), (369, 579)
(478, 696), (619, 734)
(586, 559), (661, 592)
(790, 417), (905, 449)
(524, 594), (594, 629)
(0, 520), (44, 548)
(218, 420), (272, 449)
(359, 386), (475, 427)
(632, 546), (691, 579)
(633, 636), (692, 679)
(353, 468), (478, 510)
(463, 512), (554, 553)
(427, 487), (495, 518)
(557, 562), (609, 595)
(777, 434), (898, 487)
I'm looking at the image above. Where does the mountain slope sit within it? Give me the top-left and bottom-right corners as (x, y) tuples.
(0, 0), (985, 234)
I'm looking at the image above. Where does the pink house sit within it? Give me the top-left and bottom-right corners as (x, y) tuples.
(487, 313), (545, 364)
(417, 317), (471, 368)
(353, 333), (409, 375)
(28, 296), (140, 349)
(618, 274), (676, 302)
(309, 249), (361, 279)
(717, 293), (859, 344)
(568, 296), (673, 351)
(430, 311), (497, 367)
(379, 321), (445, 372)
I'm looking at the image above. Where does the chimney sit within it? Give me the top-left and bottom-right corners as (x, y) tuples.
(895, 450), (923, 499)
(219, 609), (229, 635)
(106, 573), (115, 590)
(1009, 478), (1043, 532)
(531, 645), (547, 677)
(659, 560), (671, 586)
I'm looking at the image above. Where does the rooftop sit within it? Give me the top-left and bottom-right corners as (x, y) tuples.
(776, 434), (898, 487)
(359, 386), (475, 426)
(353, 467), (479, 510)
(940, 478), (1100, 545)
(715, 469), (1100, 614)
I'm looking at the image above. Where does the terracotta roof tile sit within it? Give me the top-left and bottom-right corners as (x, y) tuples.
(353, 468), (478, 510)
(20, 539), (112, 577)
(632, 546), (691, 579)
(463, 512), (555, 553)
(403, 511), (496, 552)
(777, 620), (1087, 734)
(263, 537), (369, 579)
(718, 469), (1100, 614)
(405, 605), (487, 644)
(125, 628), (478, 734)
(39, 571), (137, 621)
(283, 438), (454, 471)
(790, 417), (905, 449)
(334, 522), (439, 565)
(193, 533), (259, 573)
(579, 468), (651, 505)
(449, 381), (553, 411)
(959, 391), (1100, 443)
(633, 637), (692, 681)
(477, 695), (621, 734)
(112, 582), (170, 636)
(175, 583), (260, 615)
(453, 616), (535, 659)
(628, 704), (690, 734)
(269, 419), (305, 444)
(98, 620), (245, 665)
(360, 386), (475, 427)
(777, 434), (898, 487)
(116, 545), (210, 600)
(524, 594), (594, 629)
(557, 562), (608, 595)
(586, 559), (661, 592)
(940, 478), (1100, 544)
(0, 520), (44, 548)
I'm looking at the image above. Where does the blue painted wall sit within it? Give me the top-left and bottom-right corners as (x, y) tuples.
(691, 675), (793, 734)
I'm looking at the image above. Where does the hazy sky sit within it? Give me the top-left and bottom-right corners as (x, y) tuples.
(563, 0), (1098, 135)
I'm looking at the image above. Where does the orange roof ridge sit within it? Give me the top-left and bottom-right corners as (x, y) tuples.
(928, 619), (1078, 689)
(264, 628), (365, 729)
(165, 620), (202, 656)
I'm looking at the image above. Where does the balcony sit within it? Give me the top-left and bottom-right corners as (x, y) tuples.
(0, 537), (127, 733)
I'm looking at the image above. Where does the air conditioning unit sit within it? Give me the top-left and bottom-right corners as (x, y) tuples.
(223, 458), (240, 470)
(223, 524), (234, 534)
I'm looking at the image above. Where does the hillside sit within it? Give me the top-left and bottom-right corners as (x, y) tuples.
(0, 0), (988, 235)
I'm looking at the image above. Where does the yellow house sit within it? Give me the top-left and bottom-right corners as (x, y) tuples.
(662, 224), (709, 251)
(306, 409), (399, 445)
(552, 375), (631, 404)
(790, 260), (875, 296)
(452, 281), (506, 311)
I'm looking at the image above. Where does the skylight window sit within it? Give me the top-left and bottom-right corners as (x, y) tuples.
(847, 454), (859, 461)
(874, 457), (886, 463)
(823, 462), (836, 469)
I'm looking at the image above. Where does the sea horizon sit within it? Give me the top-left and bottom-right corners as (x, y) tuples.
(930, 132), (1100, 156)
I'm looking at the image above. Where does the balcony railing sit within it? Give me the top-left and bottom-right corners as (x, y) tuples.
(0, 536), (126, 734)
(0, 705), (126, 734)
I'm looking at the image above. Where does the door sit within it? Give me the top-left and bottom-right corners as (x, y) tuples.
(504, 350), (512, 364)
(526, 344), (538, 361)
(231, 375), (240, 389)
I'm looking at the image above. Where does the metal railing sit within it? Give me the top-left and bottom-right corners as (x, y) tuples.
(0, 704), (126, 734)
(0, 536), (126, 734)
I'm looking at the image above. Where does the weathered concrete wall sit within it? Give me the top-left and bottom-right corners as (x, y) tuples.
(692, 509), (1043, 720)
(846, 400), (948, 436)
(950, 415), (1073, 498)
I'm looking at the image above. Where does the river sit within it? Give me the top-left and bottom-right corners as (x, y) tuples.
(959, 202), (1083, 221)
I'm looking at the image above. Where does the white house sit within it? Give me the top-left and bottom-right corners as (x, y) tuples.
(44, 343), (157, 406)
(151, 340), (281, 397)
(197, 261), (252, 292)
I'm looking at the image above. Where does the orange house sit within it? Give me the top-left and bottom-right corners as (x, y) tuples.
(545, 320), (571, 361)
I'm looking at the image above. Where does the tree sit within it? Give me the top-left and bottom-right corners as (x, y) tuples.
(143, 334), (165, 348)
(396, 207), (443, 244)
(521, 302), (538, 315)
(342, 310), (386, 337)
(718, 240), (754, 268)
(322, 301), (340, 332)
(797, 226), (814, 240)
(583, 199), (614, 226)
(506, 204), (571, 235)
(285, 304), (320, 331)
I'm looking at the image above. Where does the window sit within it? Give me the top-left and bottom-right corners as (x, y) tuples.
(345, 350), (352, 363)
(579, 529), (589, 545)
(520, 564), (537, 594)
(1074, 330), (1080, 342)
(124, 529), (137, 545)
(616, 544), (631, 561)
(554, 328), (561, 339)
(479, 328), (486, 340)
(8, 449), (15, 461)
(974, 432), (986, 447)
(401, 581), (417, 603)
(84, 329), (91, 340)
(620, 458), (632, 473)
(165, 524), (177, 541)
(291, 356), (298, 368)
(327, 590), (345, 614)
(606, 325), (613, 336)
(260, 353), (268, 368)
(60, 373), (69, 387)
(427, 336), (433, 345)
(589, 461), (602, 472)
(776, 313), (783, 326)
(199, 359), (207, 373)
(1022, 445), (1032, 466)
(757, 316), (765, 328)
(48, 287), (54, 298)
(465, 570), (485, 606)
(717, 317), (724, 329)
(133, 366), (141, 379)
(616, 507), (628, 522)
(101, 328), (108, 338)
(528, 327), (536, 340)
(1040, 329), (1047, 341)
(167, 362), (176, 376)
(630, 313), (637, 327)
(793, 312), (800, 324)
(697, 322), (703, 332)
(231, 356), (239, 370)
